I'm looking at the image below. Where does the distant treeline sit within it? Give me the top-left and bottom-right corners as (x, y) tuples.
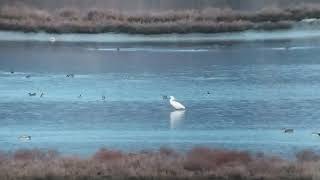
(0, 4), (320, 34)
(0, 147), (319, 180)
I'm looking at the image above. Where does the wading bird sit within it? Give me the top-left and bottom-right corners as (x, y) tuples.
(169, 96), (186, 110)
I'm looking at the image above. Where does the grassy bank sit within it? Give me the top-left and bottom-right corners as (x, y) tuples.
(0, 147), (320, 180)
(0, 4), (320, 34)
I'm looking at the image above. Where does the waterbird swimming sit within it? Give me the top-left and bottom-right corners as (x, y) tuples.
(40, 93), (44, 98)
(25, 75), (31, 78)
(66, 74), (75, 78)
(49, 37), (56, 43)
(18, 135), (31, 141)
(169, 96), (186, 110)
(102, 95), (106, 101)
(312, 132), (320, 136)
(78, 94), (82, 98)
(28, 93), (37, 97)
(282, 128), (294, 133)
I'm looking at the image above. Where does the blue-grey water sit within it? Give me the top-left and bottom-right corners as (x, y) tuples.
(1, 32), (320, 157)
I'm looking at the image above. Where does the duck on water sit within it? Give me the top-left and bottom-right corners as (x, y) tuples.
(66, 74), (75, 78)
(282, 128), (294, 133)
(312, 132), (320, 136)
(28, 93), (37, 97)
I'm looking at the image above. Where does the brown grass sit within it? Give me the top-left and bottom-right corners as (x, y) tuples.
(0, 4), (320, 34)
(0, 147), (318, 179)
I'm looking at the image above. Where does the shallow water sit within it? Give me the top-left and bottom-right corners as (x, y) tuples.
(1, 35), (320, 157)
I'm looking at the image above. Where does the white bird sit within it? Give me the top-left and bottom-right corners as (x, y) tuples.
(49, 37), (56, 43)
(169, 96), (186, 110)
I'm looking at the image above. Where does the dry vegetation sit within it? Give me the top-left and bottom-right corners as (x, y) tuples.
(0, 147), (319, 180)
(0, 4), (320, 34)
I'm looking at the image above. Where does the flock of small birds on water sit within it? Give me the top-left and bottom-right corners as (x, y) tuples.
(281, 128), (320, 137)
(8, 70), (320, 142)
(11, 70), (213, 102)
(10, 71), (106, 100)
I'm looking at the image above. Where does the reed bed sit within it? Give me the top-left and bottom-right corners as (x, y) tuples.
(0, 4), (320, 34)
(0, 147), (319, 180)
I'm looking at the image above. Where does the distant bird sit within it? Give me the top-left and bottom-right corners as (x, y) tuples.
(169, 96), (186, 110)
(78, 94), (82, 98)
(102, 95), (106, 101)
(40, 93), (44, 98)
(49, 37), (56, 43)
(162, 95), (169, 100)
(66, 74), (75, 78)
(117, 47), (120, 51)
(25, 75), (31, 79)
(18, 135), (31, 141)
(282, 128), (294, 133)
(28, 93), (37, 97)
(207, 91), (211, 95)
(10, 70), (14, 74)
(312, 132), (320, 136)
(301, 18), (318, 23)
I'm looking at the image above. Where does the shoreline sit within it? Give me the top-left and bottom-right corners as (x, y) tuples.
(1, 27), (320, 43)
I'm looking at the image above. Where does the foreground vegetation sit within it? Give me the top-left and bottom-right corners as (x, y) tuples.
(1, 4), (320, 34)
(0, 147), (320, 180)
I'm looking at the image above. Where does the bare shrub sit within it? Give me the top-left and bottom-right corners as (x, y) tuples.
(184, 147), (252, 171)
(296, 150), (320, 162)
(92, 148), (124, 161)
(85, 9), (118, 21)
(0, 147), (317, 179)
(13, 149), (59, 161)
(159, 147), (179, 157)
(56, 8), (81, 21)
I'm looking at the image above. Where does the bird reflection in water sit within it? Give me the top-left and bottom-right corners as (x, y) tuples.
(170, 110), (186, 129)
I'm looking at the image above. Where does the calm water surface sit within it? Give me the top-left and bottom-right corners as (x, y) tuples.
(1, 38), (320, 157)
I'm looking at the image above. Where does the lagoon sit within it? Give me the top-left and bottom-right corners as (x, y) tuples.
(1, 31), (320, 157)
